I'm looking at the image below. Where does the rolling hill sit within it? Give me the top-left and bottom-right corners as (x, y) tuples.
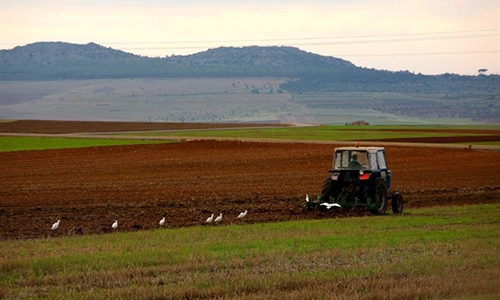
(0, 42), (499, 124)
(0, 42), (356, 79)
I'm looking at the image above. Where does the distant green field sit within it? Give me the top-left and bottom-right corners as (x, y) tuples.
(124, 125), (500, 145)
(2, 125), (498, 151)
(0, 136), (174, 152)
(1, 204), (499, 299)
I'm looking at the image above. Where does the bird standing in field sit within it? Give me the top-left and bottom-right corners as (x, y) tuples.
(112, 220), (118, 229)
(159, 217), (166, 226)
(214, 213), (223, 223)
(237, 210), (247, 219)
(51, 220), (60, 230)
(205, 214), (214, 223)
(306, 194), (310, 202)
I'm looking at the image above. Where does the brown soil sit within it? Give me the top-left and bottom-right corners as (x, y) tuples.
(347, 127), (500, 144)
(1, 121), (499, 240)
(372, 135), (500, 144)
(0, 120), (287, 134)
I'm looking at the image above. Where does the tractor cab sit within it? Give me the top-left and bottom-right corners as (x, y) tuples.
(331, 146), (391, 190)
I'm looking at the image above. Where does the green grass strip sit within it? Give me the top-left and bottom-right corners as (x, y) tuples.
(0, 136), (174, 152)
(125, 125), (497, 143)
(1, 204), (499, 299)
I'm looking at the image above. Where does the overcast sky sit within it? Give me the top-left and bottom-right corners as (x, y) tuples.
(1, 0), (499, 75)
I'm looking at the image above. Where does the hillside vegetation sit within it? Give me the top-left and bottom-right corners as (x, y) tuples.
(1, 42), (498, 124)
(0, 42), (354, 80)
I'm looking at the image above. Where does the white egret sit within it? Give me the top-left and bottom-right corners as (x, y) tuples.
(320, 203), (341, 209)
(214, 213), (223, 223)
(205, 214), (214, 223)
(159, 217), (166, 226)
(112, 220), (118, 229)
(306, 195), (310, 202)
(51, 220), (60, 230)
(237, 210), (247, 219)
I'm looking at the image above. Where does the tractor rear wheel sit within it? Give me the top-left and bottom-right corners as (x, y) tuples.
(321, 177), (340, 202)
(372, 178), (388, 215)
(391, 192), (404, 214)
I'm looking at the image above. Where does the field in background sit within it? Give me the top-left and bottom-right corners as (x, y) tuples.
(1, 204), (499, 299)
(0, 136), (175, 152)
(1, 121), (499, 152)
(2, 79), (496, 125)
(122, 125), (500, 146)
(0, 78), (295, 123)
(290, 90), (499, 125)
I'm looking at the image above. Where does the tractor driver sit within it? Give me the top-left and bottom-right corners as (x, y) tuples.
(348, 154), (362, 169)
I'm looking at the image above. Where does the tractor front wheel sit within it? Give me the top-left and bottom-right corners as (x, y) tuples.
(372, 178), (388, 215)
(391, 192), (404, 214)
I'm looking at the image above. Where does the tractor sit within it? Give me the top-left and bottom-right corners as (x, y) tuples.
(306, 144), (403, 214)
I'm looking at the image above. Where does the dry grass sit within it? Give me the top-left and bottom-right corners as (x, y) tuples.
(1, 204), (499, 299)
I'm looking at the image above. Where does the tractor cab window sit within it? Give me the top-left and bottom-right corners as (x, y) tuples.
(370, 153), (378, 169)
(377, 151), (387, 169)
(334, 150), (369, 169)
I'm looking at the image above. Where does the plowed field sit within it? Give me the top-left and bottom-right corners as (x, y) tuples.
(1, 121), (499, 240)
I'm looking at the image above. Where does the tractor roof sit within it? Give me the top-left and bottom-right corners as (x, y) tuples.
(334, 146), (385, 153)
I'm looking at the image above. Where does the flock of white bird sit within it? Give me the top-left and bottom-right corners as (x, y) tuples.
(51, 195), (341, 231)
(50, 210), (249, 231)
